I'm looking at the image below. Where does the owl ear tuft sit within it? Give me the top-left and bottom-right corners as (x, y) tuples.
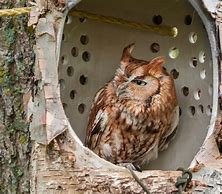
(120, 43), (135, 66)
(149, 56), (165, 66)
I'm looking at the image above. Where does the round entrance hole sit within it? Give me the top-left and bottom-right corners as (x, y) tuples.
(59, 0), (217, 171)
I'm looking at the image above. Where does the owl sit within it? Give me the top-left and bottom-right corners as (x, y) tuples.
(85, 43), (179, 169)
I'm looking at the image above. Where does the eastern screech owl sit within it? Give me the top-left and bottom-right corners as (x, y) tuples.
(85, 43), (179, 169)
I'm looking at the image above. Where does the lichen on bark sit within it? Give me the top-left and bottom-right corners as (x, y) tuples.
(0, 1), (35, 193)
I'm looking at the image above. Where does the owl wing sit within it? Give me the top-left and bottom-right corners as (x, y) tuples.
(159, 105), (179, 151)
(85, 88), (108, 149)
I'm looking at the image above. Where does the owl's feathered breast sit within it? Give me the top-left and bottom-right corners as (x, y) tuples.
(85, 74), (177, 164)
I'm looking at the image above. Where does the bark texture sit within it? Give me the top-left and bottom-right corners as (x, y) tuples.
(30, 132), (222, 194)
(0, 0), (222, 194)
(29, 0), (222, 193)
(0, 1), (34, 193)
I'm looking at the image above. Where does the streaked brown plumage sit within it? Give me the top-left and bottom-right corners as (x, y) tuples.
(85, 43), (179, 168)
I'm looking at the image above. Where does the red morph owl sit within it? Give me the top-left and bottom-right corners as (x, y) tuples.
(85, 43), (179, 169)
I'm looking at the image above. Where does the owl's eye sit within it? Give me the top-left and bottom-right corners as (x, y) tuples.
(131, 79), (147, 86)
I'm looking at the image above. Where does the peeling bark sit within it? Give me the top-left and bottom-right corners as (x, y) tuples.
(0, 0), (222, 194)
(30, 132), (222, 194)
(29, 0), (222, 193)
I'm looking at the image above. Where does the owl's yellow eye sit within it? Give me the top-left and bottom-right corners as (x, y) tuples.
(131, 79), (147, 86)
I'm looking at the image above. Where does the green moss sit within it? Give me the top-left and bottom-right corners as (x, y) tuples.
(19, 135), (28, 144)
(5, 27), (15, 45)
(0, 4), (34, 193)
(0, 66), (5, 85)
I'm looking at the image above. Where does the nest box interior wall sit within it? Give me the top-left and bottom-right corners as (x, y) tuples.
(58, 0), (216, 170)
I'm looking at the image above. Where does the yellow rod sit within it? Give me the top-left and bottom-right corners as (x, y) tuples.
(71, 9), (178, 37)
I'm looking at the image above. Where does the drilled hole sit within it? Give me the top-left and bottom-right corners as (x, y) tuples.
(199, 51), (205, 63)
(189, 32), (197, 44)
(185, 15), (192, 25)
(179, 107), (182, 117)
(79, 18), (86, 23)
(67, 66), (74, 77)
(189, 106), (195, 117)
(200, 69), (206, 79)
(82, 51), (91, 62)
(152, 15), (162, 25)
(79, 75), (88, 85)
(150, 43), (160, 53)
(197, 104), (204, 114)
(65, 15), (72, 24)
(189, 57), (198, 68)
(62, 103), (67, 110)
(182, 86), (189, 96)
(61, 55), (68, 65)
(206, 105), (212, 116)
(80, 35), (89, 45)
(208, 84), (213, 96)
(194, 89), (201, 100)
(71, 47), (78, 57)
(169, 47), (179, 59)
(70, 90), (76, 100)
(61, 55), (65, 63)
(62, 33), (65, 41)
(78, 103), (85, 114)
(65, 16), (68, 23)
(170, 69), (179, 79)
(61, 56), (65, 64)
(59, 79), (65, 90)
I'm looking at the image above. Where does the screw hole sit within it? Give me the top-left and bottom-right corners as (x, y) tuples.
(189, 106), (195, 117)
(79, 18), (86, 23)
(185, 15), (192, 25)
(189, 32), (197, 44)
(200, 69), (206, 80)
(179, 107), (182, 117)
(197, 105), (204, 114)
(67, 66), (74, 77)
(78, 103), (85, 114)
(71, 47), (78, 57)
(79, 75), (88, 85)
(150, 43), (160, 53)
(61, 56), (65, 63)
(152, 15), (162, 25)
(182, 86), (189, 96)
(169, 47), (179, 59)
(208, 84), (213, 96)
(194, 89), (201, 100)
(59, 79), (65, 90)
(82, 51), (91, 62)
(65, 16), (68, 23)
(189, 57), (198, 68)
(62, 103), (67, 110)
(80, 35), (89, 45)
(62, 33), (65, 41)
(61, 55), (67, 65)
(206, 105), (212, 116)
(65, 15), (72, 24)
(170, 69), (179, 79)
(70, 90), (76, 100)
(199, 51), (205, 63)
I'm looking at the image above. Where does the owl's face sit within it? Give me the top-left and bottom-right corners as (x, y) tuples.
(115, 43), (167, 103)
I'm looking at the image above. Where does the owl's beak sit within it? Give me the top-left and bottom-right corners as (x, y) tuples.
(116, 84), (128, 97)
(117, 89), (125, 97)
